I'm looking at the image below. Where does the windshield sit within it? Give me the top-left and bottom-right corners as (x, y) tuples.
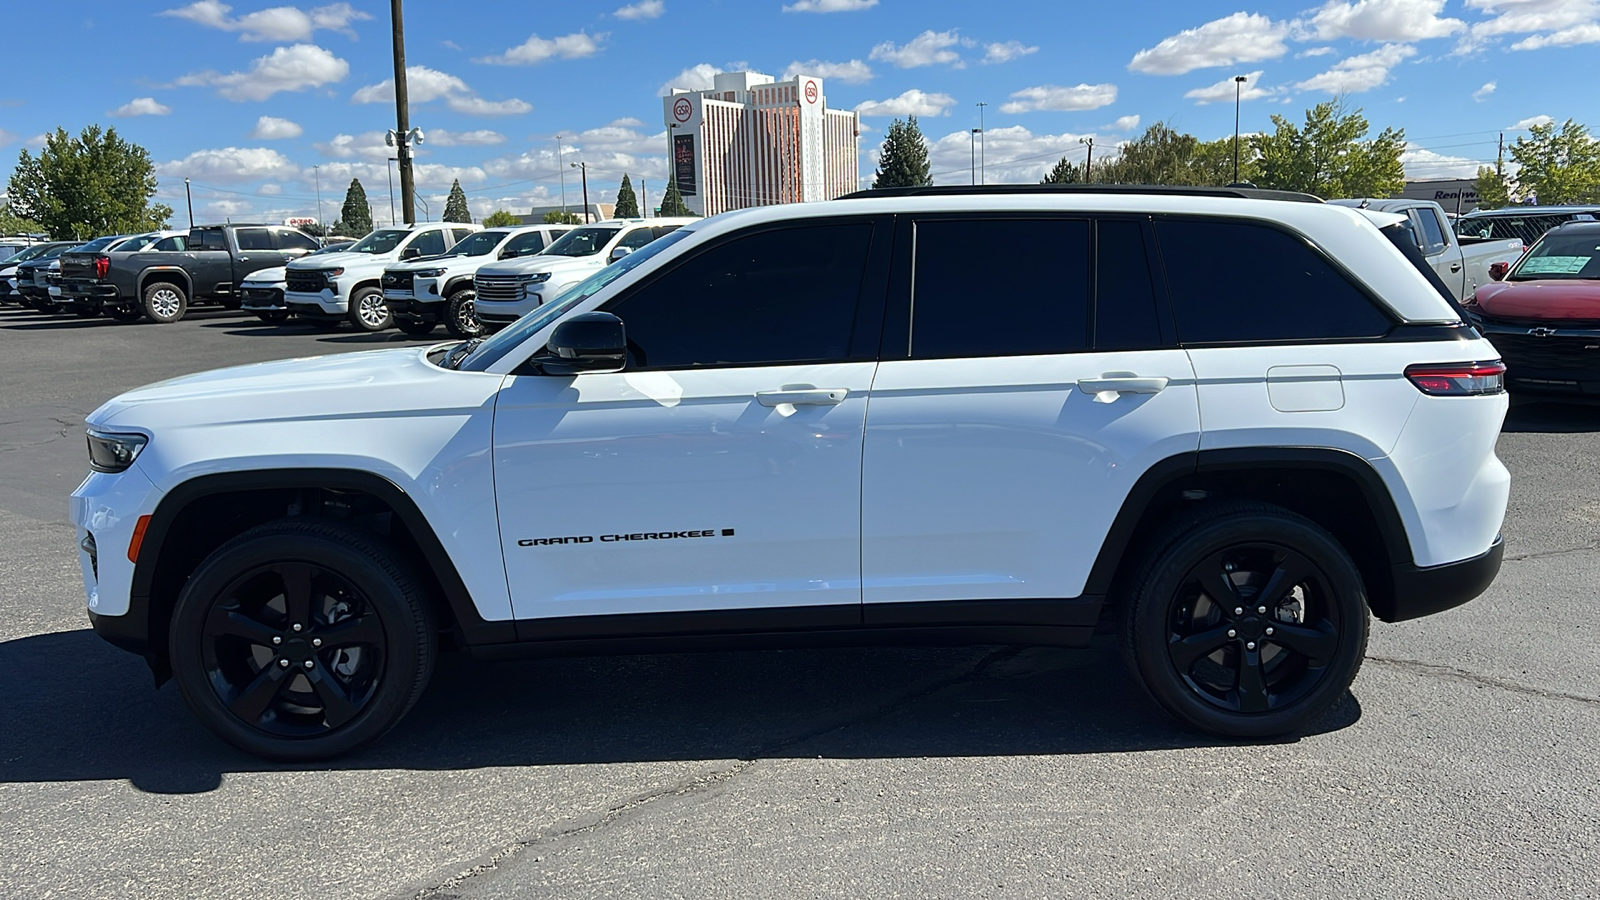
(345, 229), (409, 254)
(459, 229), (694, 372)
(2, 244), (56, 265)
(1510, 232), (1600, 280)
(542, 226), (621, 257)
(73, 235), (123, 252)
(109, 233), (159, 252)
(443, 231), (507, 257)
(1456, 214), (1580, 245)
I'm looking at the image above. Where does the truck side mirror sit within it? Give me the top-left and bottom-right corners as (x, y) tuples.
(401, 246), (421, 260)
(1488, 261), (1510, 281)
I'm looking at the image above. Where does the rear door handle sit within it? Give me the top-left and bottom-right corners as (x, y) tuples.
(756, 388), (847, 407)
(1077, 373), (1169, 396)
(1450, 262), (1462, 272)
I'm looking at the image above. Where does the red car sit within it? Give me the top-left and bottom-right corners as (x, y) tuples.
(1466, 220), (1600, 396)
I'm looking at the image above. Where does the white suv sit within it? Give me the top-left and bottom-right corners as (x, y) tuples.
(472, 217), (695, 327)
(284, 222), (480, 331)
(71, 187), (1509, 760)
(382, 224), (569, 338)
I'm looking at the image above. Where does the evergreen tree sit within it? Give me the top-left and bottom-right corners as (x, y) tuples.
(442, 179), (472, 222)
(340, 179), (373, 236)
(614, 173), (640, 218)
(5, 125), (172, 239)
(1042, 156), (1080, 184)
(659, 177), (692, 216)
(872, 116), (932, 189)
(482, 209), (521, 227)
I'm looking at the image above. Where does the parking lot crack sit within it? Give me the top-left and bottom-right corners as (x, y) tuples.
(1366, 654), (1600, 707)
(1504, 543), (1600, 563)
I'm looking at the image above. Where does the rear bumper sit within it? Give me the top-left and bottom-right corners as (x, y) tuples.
(61, 282), (121, 304)
(1386, 535), (1504, 622)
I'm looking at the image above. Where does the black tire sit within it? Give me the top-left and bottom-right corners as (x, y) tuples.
(396, 317), (436, 336)
(1120, 502), (1369, 738)
(219, 296), (242, 310)
(73, 305), (101, 318)
(105, 305), (143, 323)
(142, 281), (188, 324)
(168, 518), (436, 761)
(443, 288), (484, 339)
(255, 310), (290, 324)
(347, 286), (392, 332)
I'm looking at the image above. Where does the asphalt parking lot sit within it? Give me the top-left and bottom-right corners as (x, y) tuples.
(2, 303), (1597, 899)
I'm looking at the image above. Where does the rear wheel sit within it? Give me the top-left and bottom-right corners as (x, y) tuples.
(1121, 503), (1369, 738)
(142, 281), (188, 324)
(347, 287), (392, 332)
(168, 518), (436, 761)
(443, 288), (483, 339)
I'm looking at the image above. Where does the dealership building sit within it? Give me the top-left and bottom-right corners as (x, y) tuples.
(662, 71), (859, 217)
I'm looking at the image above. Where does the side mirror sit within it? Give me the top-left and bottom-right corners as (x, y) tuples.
(1488, 261), (1510, 281)
(609, 246), (633, 262)
(401, 246), (421, 260)
(535, 312), (626, 376)
(499, 249), (519, 259)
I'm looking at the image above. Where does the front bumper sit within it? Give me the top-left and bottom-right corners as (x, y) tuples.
(1386, 535), (1504, 622)
(474, 297), (542, 324)
(1475, 317), (1600, 394)
(240, 287), (287, 312)
(284, 288), (347, 317)
(389, 296), (445, 321)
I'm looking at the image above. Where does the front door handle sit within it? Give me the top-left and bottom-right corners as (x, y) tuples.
(1078, 373), (1169, 395)
(756, 388), (847, 407)
(1450, 262), (1462, 272)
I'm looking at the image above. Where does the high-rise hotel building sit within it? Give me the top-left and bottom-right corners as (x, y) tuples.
(661, 71), (860, 217)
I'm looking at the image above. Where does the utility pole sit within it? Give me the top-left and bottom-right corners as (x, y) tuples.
(389, 0), (415, 224)
(1496, 132), (1505, 177)
(555, 134), (567, 216)
(184, 177), (194, 228)
(970, 128), (979, 184)
(1233, 74), (1248, 183)
(976, 102), (987, 184)
(641, 179), (649, 217)
(1080, 137), (1095, 182)
(571, 162), (590, 223)
(312, 165), (324, 235)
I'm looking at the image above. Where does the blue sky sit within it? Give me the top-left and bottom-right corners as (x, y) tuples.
(1, 0), (1594, 225)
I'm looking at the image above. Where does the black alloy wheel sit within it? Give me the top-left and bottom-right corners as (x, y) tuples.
(169, 519), (435, 760)
(444, 288), (484, 339)
(1122, 503), (1368, 738)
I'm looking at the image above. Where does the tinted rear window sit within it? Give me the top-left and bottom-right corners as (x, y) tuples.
(1155, 219), (1392, 343)
(1095, 220), (1163, 350)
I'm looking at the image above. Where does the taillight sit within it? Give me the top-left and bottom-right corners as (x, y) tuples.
(1404, 361), (1506, 396)
(93, 256), (109, 279)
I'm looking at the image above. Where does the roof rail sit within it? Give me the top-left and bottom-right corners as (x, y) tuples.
(837, 184), (1324, 204)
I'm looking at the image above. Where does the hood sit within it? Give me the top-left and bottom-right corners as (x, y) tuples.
(241, 265), (286, 286)
(475, 254), (595, 279)
(1473, 280), (1600, 320)
(388, 254), (475, 272)
(288, 250), (386, 271)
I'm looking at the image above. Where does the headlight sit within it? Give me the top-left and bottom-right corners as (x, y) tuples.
(87, 430), (148, 473)
(517, 272), (553, 284)
(413, 268), (447, 278)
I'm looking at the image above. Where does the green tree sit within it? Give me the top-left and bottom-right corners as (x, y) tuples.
(442, 179), (472, 223)
(1508, 119), (1600, 205)
(1041, 156), (1081, 184)
(1093, 123), (1201, 185)
(339, 179), (373, 236)
(614, 173), (640, 218)
(0, 205), (45, 235)
(872, 116), (932, 189)
(1251, 101), (1405, 198)
(543, 209), (582, 224)
(1474, 166), (1512, 210)
(1193, 135), (1260, 185)
(483, 209), (521, 227)
(5, 125), (171, 240)
(658, 177), (693, 216)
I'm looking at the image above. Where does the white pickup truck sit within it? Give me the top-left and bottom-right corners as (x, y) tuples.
(1331, 199), (1524, 302)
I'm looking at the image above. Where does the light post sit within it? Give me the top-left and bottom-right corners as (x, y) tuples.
(1079, 136), (1094, 182)
(570, 161), (590, 223)
(312, 165), (324, 236)
(970, 128), (979, 185)
(1233, 74), (1248, 184)
(184, 177), (193, 228)
(976, 102), (987, 184)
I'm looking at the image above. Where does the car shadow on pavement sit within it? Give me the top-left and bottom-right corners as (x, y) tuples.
(200, 318), (440, 344)
(0, 629), (1360, 794)
(1502, 399), (1600, 433)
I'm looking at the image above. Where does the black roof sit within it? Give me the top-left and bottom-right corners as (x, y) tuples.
(838, 184), (1324, 203)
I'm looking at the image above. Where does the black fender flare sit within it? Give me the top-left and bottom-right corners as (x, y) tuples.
(137, 267), (193, 299)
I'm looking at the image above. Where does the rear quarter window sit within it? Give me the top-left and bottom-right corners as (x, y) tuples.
(1154, 218), (1393, 344)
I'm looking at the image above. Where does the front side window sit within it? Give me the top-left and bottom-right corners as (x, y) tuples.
(498, 231), (546, 257)
(405, 230), (447, 258)
(606, 223), (873, 370)
(543, 227), (622, 257)
(446, 231), (505, 257)
(346, 229), (409, 254)
(910, 218), (1090, 358)
(1156, 219), (1392, 343)
(236, 228), (274, 251)
(617, 227), (658, 251)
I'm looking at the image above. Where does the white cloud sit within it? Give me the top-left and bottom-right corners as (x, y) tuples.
(614, 0), (663, 18)
(1129, 13), (1289, 75)
(177, 43), (348, 101)
(983, 40), (1039, 64)
(111, 97), (172, 116)
(782, 59), (874, 83)
(916, 124), (1104, 185)
(159, 1), (370, 42)
(1294, 43), (1415, 93)
(250, 115), (303, 139)
(156, 146), (301, 183)
(854, 89), (957, 117)
(475, 31), (604, 65)
(1184, 70), (1276, 104)
(1297, 46), (1338, 56)
(428, 129), (507, 146)
(1473, 80), (1497, 100)
(783, 0), (877, 11)
(258, 183), (282, 195)
(870, 29), (967, 68)
(1401, 144), (1484, 178)
(660, 63), (723, 94)
(1457, 0), (1600, 51)
(1511, 21), (1600, 47)
(999, 83), (1118, 114)
(23, 134), (47, 150)
(205, 199), (254, 217)
(352, 65), (530, 116)
(1510, 114), (1555, 129)
(1108, 115), (1142, 131)
(0, 128), (16, 147)
(1308, 0), (1464, 41)
(314, 131), (392, 161)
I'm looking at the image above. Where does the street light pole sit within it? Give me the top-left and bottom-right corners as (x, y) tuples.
(571, 162), (590, 223)
(312, 165), (324, 235)
(184, 177), (194, 228)
(389, 0), (415, 224)
(1233, 74), (1248, 184)
(970, 129), (978, 184)
(555, 134), (567, 216)
(976, 102), (987, 184)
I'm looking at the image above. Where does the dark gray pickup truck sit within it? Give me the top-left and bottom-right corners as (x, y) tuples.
(60, 223), (321, 323)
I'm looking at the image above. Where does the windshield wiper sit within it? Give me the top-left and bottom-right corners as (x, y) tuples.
(443, 338), (484, 370)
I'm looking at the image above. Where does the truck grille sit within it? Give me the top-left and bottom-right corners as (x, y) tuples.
(45, 270), (61, 287)
(474, 275), (525, 303)
(241, 286), (283, 304)
(1486, 332), (1600, 372)
(286, 271), (328, 293)
(382, 271), (414, 291)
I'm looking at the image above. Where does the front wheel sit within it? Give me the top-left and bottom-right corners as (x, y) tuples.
(443, 289), (483, 339)
(1120, 502), (1369, 738)
(142, 281), (188, 323)
(168, 518), (436, 761)
(255, 310), (290, 324)
(347, 287), (392, 332)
